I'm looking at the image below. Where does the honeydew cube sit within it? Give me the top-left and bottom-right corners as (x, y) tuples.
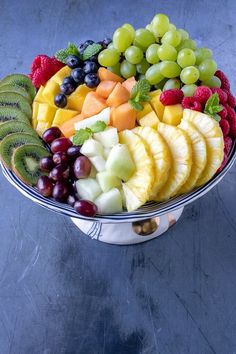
(76, 178), (101, 202)
(139, 111), (160, 129)
(97, 171), (121, 192)
(95, 188), (123, 214)
(103, 147), (111, 159)
(137, 102), (153, 122)
(90, 156), (106, 172)
(51, 66), (72, 85)
(37, 103), (57, 124)
(36, 121), (51, 137)
(80, 139), (104, 157)
(43, 80), (60, 106)
(34, 85), (45, 103)
(106, 144), (135, 182)
(93, 127), (119, 148)
(74, 107), (110, 131)
(67, 84), (94, 112)
(32, 101), (39, 129)
(150, 94), (164, 120)
(52, 109), (78, 127)
(162, 104), (183, 126)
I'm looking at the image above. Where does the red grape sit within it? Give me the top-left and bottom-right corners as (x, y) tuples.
(39, 156), (54, 172)
(53, 152), (68, 165)
(49, 164), (70, 181)
(51, 138), (72, 153)
(52, 181), (70, 201)
(37, 176), (54, 197)
(42, 127), (62, 144)
(67, 145), (82, 158)
(74, 200), (97, 217)
(73, 156), (91, 179)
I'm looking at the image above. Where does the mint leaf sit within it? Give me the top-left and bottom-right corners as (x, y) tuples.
(131, 79), (151, 99)
(204, 93), (219, 112)
(90, 120), (107, 133)
(82, 43), (102, 61)
(55, 42), (80, 63)
(204, 93), (223, 121)
(140, 93), (151, 102)
(73, 128), (92, 145)
(129, 99), (143, 111)
(213, 114), (221, 122)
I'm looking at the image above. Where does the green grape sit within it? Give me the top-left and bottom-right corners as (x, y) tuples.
(125, 46), (143, 64)
(195, 47), (213, 65)
(146, 24), (153, 32)
(163, 78), (181, 91)
(201, 75), (221, 88)
(160, 61), (181, 78)
(198, 59), (217, 81)
(108, 62), (121, 76)
(120, 60), (136, 78)
(180, 66), (200, 84)
(134, 28), (156, 51)
(157, 43), (177, 61)
(151, 13), (170, 37)
(107, 43), (116, 50)
(169, 23), (176, 31)
(136, 58), (150, 74)
(177, 49), (196, 68)
(177, 39), (197, 51)
(145, 63), (164, 84)
(146, 44), (160, 64)
(122, 23), (135, 40)
(113, 27), (133, 52)
(181, 84), (197, 96)
(98, 49), (120, 66)
(177, 29), (189, 41)
(161, 30), (182, 47)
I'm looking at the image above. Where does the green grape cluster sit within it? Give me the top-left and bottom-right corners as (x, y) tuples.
(98, 14), (218, 92)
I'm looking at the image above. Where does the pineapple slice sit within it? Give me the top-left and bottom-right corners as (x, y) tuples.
(133, 126), (171, 199)
(139, 111), (160, 129)
(178, 120), (207, 194)
(182, 109), (224, 186)
(155, 123), (192, 201)
(119, 130), (154, 211)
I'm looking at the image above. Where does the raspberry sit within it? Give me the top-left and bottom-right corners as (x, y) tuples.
(219, 118), (230, 136)
(224, 136), (233, 156)
(31, 55), (49, 72)
(193, 86), (212, 104)
(219, 106), (227, 119)
(182, 97), (202, 112)
(217, 153), (228, 173)
(211, 88), (228, 104)
(31, 68), (51, 88)
(51, 57), (65, 72)
(160, 89), (184, 106)
(224, 90), (236, 108)
(215, 70), (230, 91)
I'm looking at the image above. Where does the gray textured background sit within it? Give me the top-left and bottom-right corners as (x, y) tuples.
(0, 0), (236, 353)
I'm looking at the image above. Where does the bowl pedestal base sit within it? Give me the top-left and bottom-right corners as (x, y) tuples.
(71, 207), (184, 245)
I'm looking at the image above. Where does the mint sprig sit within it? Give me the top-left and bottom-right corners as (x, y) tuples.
(204, 93), (223, 122)
(72, 121), (107, 145)
(55, 42), (80, 63)
(129, 79), (151, 111)
(82, 43), (102, 61)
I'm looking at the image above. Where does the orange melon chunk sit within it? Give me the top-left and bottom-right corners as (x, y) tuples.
(106, 83), (130, 107)
(82, 92), (107, 117)
(111, 103), (137, 132)
(98, 67), (124, 83)
(96, 80), (117, 99)
(122, 77), (137, 93)
(59, 113), (85, 138)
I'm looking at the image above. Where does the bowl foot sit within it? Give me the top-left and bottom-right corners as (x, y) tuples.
(70, 207), (184, 245)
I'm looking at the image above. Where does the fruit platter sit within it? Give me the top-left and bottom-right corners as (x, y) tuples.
(1, 13), (236, 244)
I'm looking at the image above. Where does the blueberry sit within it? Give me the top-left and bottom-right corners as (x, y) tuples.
(89, 55), (99, 63)
(60, 83), (76, 95)
(62, 76), (77, 87)
(78, 40), (94, 54)
(83, 61), (98, 74)
(103, 38), (112, 47)
(54, 93), (67, 108)
(66, 55), (81, 69)
(71, 68), (85, 84)
(84, 73), (100, 88)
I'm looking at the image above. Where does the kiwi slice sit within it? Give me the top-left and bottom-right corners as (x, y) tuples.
(0, 107), (31, 125)
(0, 84), (32, 103)
(0, 121), (38, 142)
(0, 74), (35, 101)
(12, 144), (50, 185)
(0, 92), (32, 119)
(0, 133), (43, 168)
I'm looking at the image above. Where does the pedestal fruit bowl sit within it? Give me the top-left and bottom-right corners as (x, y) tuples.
(0, 14), (236, 244)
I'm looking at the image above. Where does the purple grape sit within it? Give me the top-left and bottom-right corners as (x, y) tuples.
(49, 164), (70, 181)
(67, 194), (77, 207)
(42, 127), (62, 144)
(39, 156), (54, 172)
(74, 200), (97, 217)
(37, 176), (54, 197)
(73, 156), (91, 179)
(53, 152), (68, 165)
(52, 181), (70, 202)
(67, 145), (82, 159)
(51, 138), (72, 153)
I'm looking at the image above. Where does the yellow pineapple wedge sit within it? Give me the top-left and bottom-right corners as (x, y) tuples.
(133, 126), (171, 199)
(155, 123), (192, 201)
(182, 109), (224, 186)
(119, 130), (155, 211)
(178, 120), (207, 194)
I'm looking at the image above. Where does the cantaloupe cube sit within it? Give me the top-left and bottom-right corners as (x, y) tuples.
(96, 81), (117, 99)
(139, 111), (160, 129)
(150, 94), (164, 120)
(162, 104), (183, 126)
(122, 77), (137, 93)
(67, 84), (94, 111)
(34, 86), (45, 103)
(111, 103), (137, 132)
(51, 66), (71, 85)
(37, 103), (57, 124)
(136, 102), (153, 122)
(32, 101), (39, 129)
(98, 67), (124, 83)
(82, 92), (107, 117)
(106, 83), (130, 107)
(36, 121), (51, 137)
(43, 80), (60, 106)
(52, 109), (79, 127)
(59, 113), (85, 138)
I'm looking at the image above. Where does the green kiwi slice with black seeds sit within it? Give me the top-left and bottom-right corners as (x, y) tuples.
(0, 84), (32, 103)
(0, 92), (32, 119)
(0, 121), (38, 142)
(0, 107), (31, 125)
(0, 74), (35, 101)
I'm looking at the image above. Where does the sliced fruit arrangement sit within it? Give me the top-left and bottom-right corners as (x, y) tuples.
(0, 13), (235, 218)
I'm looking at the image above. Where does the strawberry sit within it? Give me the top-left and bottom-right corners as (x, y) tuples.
(211, 88), (228, 104)
(219, 118), (230, 136)
(160, 89), (184, 106)
(182, 97), (202, 112)
(215, 70), (230, 91)
(224, 136), (233, 156)
(193, 86), (212, 104)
